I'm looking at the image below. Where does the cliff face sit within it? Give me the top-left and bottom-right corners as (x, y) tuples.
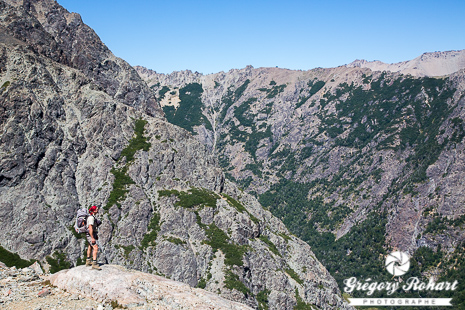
(0, 1), (351, 309)
(135, 52), (465, 293)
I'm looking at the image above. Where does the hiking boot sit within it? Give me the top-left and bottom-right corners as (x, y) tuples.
(91, 261), (101, 270)
(85, 259), (92, 267)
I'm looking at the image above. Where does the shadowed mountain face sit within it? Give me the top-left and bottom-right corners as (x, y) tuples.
(136, 54), (465, 303)
(0, 0), (353, 309)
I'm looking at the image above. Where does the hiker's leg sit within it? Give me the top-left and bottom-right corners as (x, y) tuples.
(87, 244), (92, 258)
(92, 244), (98, 261)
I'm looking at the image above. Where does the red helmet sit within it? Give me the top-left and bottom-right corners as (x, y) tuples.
(89, 205), (98, 213)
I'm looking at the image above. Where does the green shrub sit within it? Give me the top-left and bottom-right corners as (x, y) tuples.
(204, 224), (246, 266)
(259, 235), (281, 257)
(120, 119), (151, 162)
(197, 277), (207, 289)
(166, 236), (186, 245)
(105, 166), (135, 210)
(257, 289), (270, 310)
(285, 267), (303, 285)
(140, 211), (161, 249)
(68, 225), (84, 239)
(159, 188), (219, 209)
(0, 246), (35, 268)
(46, 251), (71, 274)
(224, 269), (251, 296)
(294, 289), (315, 309)
(158, 86), (170, 100)
(222, 193), (259, 224)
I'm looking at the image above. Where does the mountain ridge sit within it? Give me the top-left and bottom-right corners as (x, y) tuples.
(136, 49), (465, 79)
(346, 49), (465, 77)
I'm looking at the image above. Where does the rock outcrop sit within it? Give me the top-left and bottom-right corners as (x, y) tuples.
(49, 265), (253, 309)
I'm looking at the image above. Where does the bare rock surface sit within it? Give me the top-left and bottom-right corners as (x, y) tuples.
(0, 262), (104, 310)
(49, 264), (253, 309)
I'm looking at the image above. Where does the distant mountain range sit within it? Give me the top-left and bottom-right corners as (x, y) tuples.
(136, 48), (465, 306)
(346, 49), (465, 77)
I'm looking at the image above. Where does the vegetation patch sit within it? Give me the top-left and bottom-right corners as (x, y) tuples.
(105, 166), (135, 210)
(196, 269), (212, 289)
(0, 245), (35, 268)
(105, 119), (151, 211)
(222, 193), (260, 224)
(257, 289), (270, 310)
(68, 225), (84, 239)
(285, 267), (303, 285)
(234, 97), (257, 127)
(308, 80), (325, 96)
(46, 251), (71, 274)
(294, 289), (315, 310)
(162, 83), (212, 132)
(165, 236), (186, 246)
(204, 223), (247, 266)
(1, 81), (10, 93)
(158, 86), (170, 100)
(265, 83), (287, 99)
(140, 211), (161, 249)
(219, 80), (251, 122)
(115, 245), (135, 258)
(120, 119), (151, 162)
(224, 269), (251, 296)
(159, 188), (219, 209)
(259, 235), (281, 257)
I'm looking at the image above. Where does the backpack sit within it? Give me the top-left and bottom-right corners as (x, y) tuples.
(74, 208), (89, 234)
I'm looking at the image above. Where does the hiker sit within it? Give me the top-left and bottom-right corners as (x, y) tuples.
(86, 205), (102, 270)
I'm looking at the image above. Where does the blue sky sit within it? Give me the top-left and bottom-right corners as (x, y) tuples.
(57, 0), (465, 75)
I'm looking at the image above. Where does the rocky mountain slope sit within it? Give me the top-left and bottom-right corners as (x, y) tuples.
(0, 0), (352, 309)
(135, 50), (465, 304)
(346, 49), (465, 77)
